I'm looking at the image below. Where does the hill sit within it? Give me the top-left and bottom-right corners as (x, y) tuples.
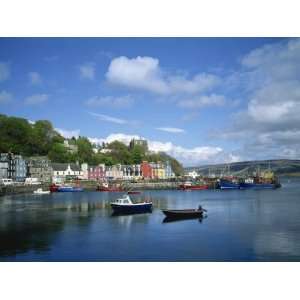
(0, 114), (184, 175)
(184, 159), (300, 176)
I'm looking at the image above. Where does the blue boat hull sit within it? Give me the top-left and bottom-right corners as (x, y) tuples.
(57, 187), (83, 192)
(111, 203), (152, 215)
(219, 179), (240, 190)
(239, 183), (276, 189)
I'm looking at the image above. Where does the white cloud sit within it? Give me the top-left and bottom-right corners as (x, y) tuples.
(28, 72), (42, 85)
(0, 90), (13, 104)
(0, 62), (10, 81)
(24, 94), (49, 105)
(88, 112), (128, 124)
(55, 128), (80, 139)
(219, 38), (300, 160)
(79, 62), (95, 80)
(156, 127), (185, 133)
(106, 56), (219, 95)
(86, 95), (134, 108)
(178, 94), (226, 109)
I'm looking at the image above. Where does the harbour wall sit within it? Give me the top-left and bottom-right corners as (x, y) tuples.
(0, 180), (218, 197)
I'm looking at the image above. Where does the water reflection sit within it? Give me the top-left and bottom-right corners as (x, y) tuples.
(1, 181), (300, 261)
(0, 211), (65, 257)
(163, 216), (206, 223)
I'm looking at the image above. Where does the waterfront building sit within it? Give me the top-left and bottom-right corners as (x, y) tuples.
(0, 153), (27, 181)
(122, 165), (134, 180)
(28, 156), (53, 183)
(150, 162), (165, 179)
(132, 164), (142, 179)
(52, 163), (83, 181)
(14, 155), (27, 182)
(165, 161), (175, 179)
(0, 153), (9, 179)
(88, 164), (106, 180)
(105, 164), (123, 180)
(157, 162), (166, 179)
(81, 163), (89, 180)
(150, 162), (158, 179)
(141, 161), (152, 179)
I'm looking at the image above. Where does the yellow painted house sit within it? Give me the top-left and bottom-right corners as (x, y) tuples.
(151, 162), (165, 179)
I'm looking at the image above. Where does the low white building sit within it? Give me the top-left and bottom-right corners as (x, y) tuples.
(99, 148), (112, 154)
(52, 163), (83, 182)
(187, 170), (199, 179)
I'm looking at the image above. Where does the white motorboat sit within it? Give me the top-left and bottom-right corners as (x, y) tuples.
(111, 195), (152, 214)
(33, 188), (50, 195)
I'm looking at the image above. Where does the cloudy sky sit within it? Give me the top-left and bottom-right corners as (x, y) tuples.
(0, 37), (299, 166)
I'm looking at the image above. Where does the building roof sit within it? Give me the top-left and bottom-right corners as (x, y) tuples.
(51, 163), (81, 171)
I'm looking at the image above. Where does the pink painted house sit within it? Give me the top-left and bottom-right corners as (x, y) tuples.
(88, 164), (106, 180)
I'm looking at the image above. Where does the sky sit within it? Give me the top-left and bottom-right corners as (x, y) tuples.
(0, 37), (300, 166)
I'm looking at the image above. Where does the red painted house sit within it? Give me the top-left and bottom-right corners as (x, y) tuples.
(141, 161), (152, 179)
(88, 164), (106, 180)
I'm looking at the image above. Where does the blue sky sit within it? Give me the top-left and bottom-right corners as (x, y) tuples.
(1, 37), (300, 166)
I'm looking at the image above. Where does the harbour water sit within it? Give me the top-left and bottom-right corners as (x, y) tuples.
(1, 177), (300, 261)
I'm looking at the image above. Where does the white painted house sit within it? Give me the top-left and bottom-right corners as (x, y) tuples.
(187, 170), (199, 179)
(52, 163), (83, 182)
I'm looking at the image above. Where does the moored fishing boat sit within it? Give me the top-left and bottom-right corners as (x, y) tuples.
(239, 182), (277, 189)
(49, 183), (60, 192)
(239, 171), (281, 189)
(178, 181), (208, 190)
(57, 186), (83, 192)
(219, 178), (240, 189)
(111, 195), (152, 215)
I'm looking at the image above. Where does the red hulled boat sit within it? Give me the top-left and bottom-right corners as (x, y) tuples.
(178, 181), (209, 191)
(49, 183), (60, 192)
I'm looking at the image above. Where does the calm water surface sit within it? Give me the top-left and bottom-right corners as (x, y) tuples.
(1, 177), (300, 261)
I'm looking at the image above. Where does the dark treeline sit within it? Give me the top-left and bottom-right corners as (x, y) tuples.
(0, 114), (184, 175)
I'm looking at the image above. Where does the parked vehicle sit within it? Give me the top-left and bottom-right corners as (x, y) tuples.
(0, 178), (13, 186)
(24, 178), (41, 185)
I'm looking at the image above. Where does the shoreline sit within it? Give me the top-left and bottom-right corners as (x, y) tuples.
(0, 180), (218, 197)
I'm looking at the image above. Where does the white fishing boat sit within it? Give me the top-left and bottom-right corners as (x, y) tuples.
(33, 188), (50, 195)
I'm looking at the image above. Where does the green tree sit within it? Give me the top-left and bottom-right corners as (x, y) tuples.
(48, 143), (69, 162)
(131, 144), (144, 164)
(76, 137), (94, 164)
(108, 141), (132, 164)
(0, 115), (33, 155)
(31, 120), (58, 155)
